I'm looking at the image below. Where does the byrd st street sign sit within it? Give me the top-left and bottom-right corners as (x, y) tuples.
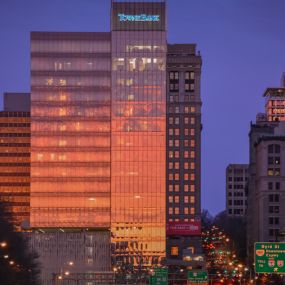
(187, 270), (208, 285)
(150, 268), (168, 285)
(255, 242), (285, 273)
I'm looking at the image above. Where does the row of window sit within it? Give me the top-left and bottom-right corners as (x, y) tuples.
(168, 140), (195, 151)
(0, 112), (30, 117)
(169, 83), (195, 92)
(0, 173), (29, 176)
(169, 150), (196, 159)
(268, 144), (280, 154)
(169, 71), (195, 81)
(168, 116), (196, 125)
(169, 162), (195, 170)
(168, 139), (195, 148)
(269, 194), (279, 202)
(227, 169), (248, 174)
(169, 128), (195, 136)
(228, 200), (245, 206)
(0, 153), (30, 157)
(168, 106), (196, 114)
(169, 173), (195, 181)
(168, 207), (195, 215)
(228, 209), (244, 215)
(268, 156), (280, 165)
(0, 133), (30, 137)
(0, 123), (30, 128)
(169, 94), (195, 103)
(228, 184), (245, 189)
(0, 143), (30, 147)
(268, 168), (280, 176)
(228, 177), (247, 182)
(0, 183), (30, 186)
(268, 182), (280, 190)
(168, 196), (195, 203)
(168, 184), (195, 193)
(228, 192), (245, 197)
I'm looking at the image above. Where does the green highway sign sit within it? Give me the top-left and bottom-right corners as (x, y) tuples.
(187, 270), (208, 284)
(255, 242), (285, 273)
(150, 268), (168, 285)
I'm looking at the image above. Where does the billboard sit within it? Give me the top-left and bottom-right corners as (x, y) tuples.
(166, 221), (201, 236)
(112, 2), (166, 31)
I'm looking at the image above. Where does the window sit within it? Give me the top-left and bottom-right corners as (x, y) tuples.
(268, 182), (273, 190)
(175, 129), (180, 135)
(174, 207), (179, 214)
(170, 84), (179, 91)
(269, 206), (279, 213)
(276, 182), (280, 190)
(269, 229), (279, 237)
(185, 71), (195, 80)
(169, 196), (173, 203)
(269, 194), (279, 202)
(169, 71), (179, 80)
(269, 217), (279, 225)
(175, 117), (180, 124)
(184, 185), (189, 192)
(171, 246), (179, 256)
(174, 196), (180, 203)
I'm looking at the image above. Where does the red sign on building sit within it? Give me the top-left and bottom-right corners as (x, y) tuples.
(166, 221), (201, 236)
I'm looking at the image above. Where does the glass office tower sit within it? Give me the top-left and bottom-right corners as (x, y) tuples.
(111, 0), (167, 266)
(30, 32), (111, 228)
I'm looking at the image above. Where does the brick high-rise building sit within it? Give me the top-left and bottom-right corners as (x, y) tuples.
(166, 44), (203, 268)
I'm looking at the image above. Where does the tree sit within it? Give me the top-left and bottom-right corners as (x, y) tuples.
(213, 210), (247, 261)
(201, 209), (214, 230)
(0, 202), (40, 285)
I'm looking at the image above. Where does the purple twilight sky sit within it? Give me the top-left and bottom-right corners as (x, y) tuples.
(1, 0), (285, 216)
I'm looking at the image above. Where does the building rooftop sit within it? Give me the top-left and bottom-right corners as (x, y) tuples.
(263, 87), (285, 97)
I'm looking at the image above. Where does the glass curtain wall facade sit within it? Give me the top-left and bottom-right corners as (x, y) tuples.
(0, 110), (30, 230)
(30, 32), (111, 228)
(111, 1), (167, 266)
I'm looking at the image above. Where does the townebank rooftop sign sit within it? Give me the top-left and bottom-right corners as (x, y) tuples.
(118, 13), (160, 22)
